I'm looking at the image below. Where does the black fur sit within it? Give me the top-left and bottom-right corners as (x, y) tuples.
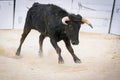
(16, 2), (82, 63)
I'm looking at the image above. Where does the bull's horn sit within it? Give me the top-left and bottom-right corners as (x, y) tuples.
(62, 16), (70, 25)
(82, 18), (93, 28)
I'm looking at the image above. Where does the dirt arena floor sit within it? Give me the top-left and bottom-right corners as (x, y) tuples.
(0, 30), (120, 80)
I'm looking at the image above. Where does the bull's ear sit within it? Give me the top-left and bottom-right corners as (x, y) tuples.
(68, 14), (82, 22)
(81, 17), (93, 28)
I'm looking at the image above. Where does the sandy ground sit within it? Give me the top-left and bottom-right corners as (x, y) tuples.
(0, 30), (120, 80)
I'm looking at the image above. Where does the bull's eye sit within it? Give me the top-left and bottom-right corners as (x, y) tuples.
(69, 25), (73, 30)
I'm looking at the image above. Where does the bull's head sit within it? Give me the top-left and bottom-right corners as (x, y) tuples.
(62, 14), (93, 45)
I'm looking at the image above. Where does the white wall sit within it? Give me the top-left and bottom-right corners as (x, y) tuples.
(0, 1), (13, 29)
(110, 0), (120, 35)
(1, 0), (119, 35)
(14, 0), (114, 34)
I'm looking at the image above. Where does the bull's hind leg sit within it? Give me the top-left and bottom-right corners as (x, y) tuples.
(63, 38), (81, 63)
(16, 27), (31, 56)
(39, 34), (46, 57)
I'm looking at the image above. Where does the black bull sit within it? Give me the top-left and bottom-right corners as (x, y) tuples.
(16, 3), (93, 64)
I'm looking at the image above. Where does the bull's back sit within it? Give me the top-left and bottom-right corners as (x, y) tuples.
(25, 3), (48, 33)
(25, 3), (68, 33)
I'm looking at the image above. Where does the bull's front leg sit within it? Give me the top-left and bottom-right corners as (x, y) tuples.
(63, 38), (81, 63)
(50, 38), (64, 64)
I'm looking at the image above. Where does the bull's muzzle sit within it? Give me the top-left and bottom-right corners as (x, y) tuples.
(71, 40), (79, 45)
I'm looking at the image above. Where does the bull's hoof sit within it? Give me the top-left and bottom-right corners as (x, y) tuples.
(39, 51), (43, 57)
(58, 60), (64, 64)
(74, 57), (81, 63)
(58, 57), (64, 64)
(39, 54), (43, 57)
(14, 55), (22, 59)
(16, 51), (20, 56)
